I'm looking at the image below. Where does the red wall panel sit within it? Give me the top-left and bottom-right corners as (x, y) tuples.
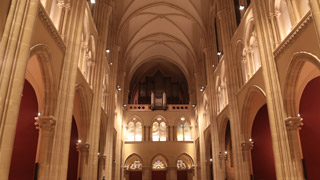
(299, 76), (320, 179)
(152, 171), (166, 180)
(9, 80), (39, 180)
(251, 104), (277, 180)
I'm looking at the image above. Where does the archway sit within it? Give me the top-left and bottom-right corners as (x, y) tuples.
(9, 80), (39, 180)
(151, 155), (168, 180)
(299, 76), (320, 179)
(176, 153), (193, 180)
(251, 104), (276, 180)
(124, 154), (143, 180)
(67, 117), (79, 180)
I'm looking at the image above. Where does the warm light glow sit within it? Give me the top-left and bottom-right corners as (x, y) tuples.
(239, 5), (245, 10)
(180, 117), (185, 121)
(177, 124), (183, 141)
(106, 49), (110, 53)
(38, 112), (41, 116)
(225, 151), (228, 155)
(153, 160), (165, 169)
(249, 138), (252, 142)
(78, 139), (82, 143)
(298, 114), (301, 117)
(217, 51), (222, 56)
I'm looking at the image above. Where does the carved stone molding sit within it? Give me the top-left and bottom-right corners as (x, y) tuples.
(241, 141), (254, 151)
(76, 142), (90, 152)
(285, 117), (303, 130)
(274, 12), (312, 58)
(38, 4), (66, 52)
(34, 116), (56, 131)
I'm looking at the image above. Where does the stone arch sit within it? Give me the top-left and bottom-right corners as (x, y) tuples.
(74, 84), (91, 142)
(176, 153), (194, 169)
(283, 52), (320, 117)
(150, 154), (169, 169)
(28, 44), (57, 117)
(124, 153), (143, 169)
(241, 85), (266, 140)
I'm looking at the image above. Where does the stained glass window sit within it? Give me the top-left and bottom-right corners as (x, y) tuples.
(177, 160), (187, 170)
(153, 120), (167, 141)
(130, 160), (142, 170)
(126, 119), (142, 142)
(152, 160), (166, 169)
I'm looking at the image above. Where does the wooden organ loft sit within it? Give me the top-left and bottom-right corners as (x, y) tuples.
(129, 71), (189, 110)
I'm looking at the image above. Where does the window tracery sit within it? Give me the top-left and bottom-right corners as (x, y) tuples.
(126, 118), (142, 142)
(177, 160), (187, 170)
(152, 117), (167, 141)
(152, 160), (166, 169)
(129, 160), (142, 170)
(177, 117), (192, 141)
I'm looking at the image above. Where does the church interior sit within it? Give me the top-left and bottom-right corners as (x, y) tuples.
(1, 0), (320, 179)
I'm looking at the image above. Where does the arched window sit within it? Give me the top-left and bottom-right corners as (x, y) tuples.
(153, 160), (166, 169)
(126, 117), (143, 142)
(152, 117), (167, 141)
(177, 160), (187, 170)
(275, 0), (292, 40)
(177, 117), (192, 141)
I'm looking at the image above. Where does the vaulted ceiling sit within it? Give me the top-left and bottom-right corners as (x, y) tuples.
(115, 0), (211, 86)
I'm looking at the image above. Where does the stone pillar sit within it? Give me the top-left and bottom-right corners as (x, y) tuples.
(252, 1), (304, 179)
(76, 142), (90, 179)
(34, 116), (56, 179)
(268, 11), (282, 46)
(168, 167), (177, 180)
(309, 0), (320, 47)
(241, 141), (254, 180)
(285, 0), (298, 25)
(142, 167), (151, 180)
(285, 117), (305, 179)
(47, 1), (86, 179)
(98, 154), (107, 180)
(0, 0), (40, 179)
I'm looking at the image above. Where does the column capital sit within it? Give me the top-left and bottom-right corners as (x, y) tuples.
(241, 141), (254, 151)
(76, 142), (90, 152)
(285, 117), (303, 130)
(34, 116), (56, 131)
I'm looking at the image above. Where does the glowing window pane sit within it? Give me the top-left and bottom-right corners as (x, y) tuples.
(130, 160), (142, 170)
(153, 160), (165, 169)
(152, 122), (159, 141)
(135, 122), (142, 141)
(184, 123), (191, 141)
(159, 122), (166, 141)
(177, 160), (187, 170)
(177, 124), (183, 141)
(127, 122), (135, 141)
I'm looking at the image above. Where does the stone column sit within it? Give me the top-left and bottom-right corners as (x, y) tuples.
(268, 11), (282, 46)
(142, 167), (151, 180)
(0, 0), (40, 179)
(47, 1), (86, 179)
(98, 154), (106, 180)
(285, 0), (298, 25)
(241, 141), (254, 180)
(34, 116), (56, 179)
(252, 1), (304, 179)
(309, 0), (320, 46)
(76, 142), (90, 179)
(168, 167), (177, 180)
(285, 117), (305, 179)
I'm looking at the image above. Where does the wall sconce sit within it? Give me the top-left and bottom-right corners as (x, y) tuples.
(239, 5), (246, 11)
(117, 85), (121, 91)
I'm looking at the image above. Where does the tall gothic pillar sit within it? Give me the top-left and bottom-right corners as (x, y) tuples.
(34, 116), (56, 179)
(0, 0), (40, 179)
(309, 0), (320, 46)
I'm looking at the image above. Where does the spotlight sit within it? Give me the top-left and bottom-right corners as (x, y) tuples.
(78, 139), (82, 143)
(239, 5), (245, 10)
(123, 104), (127, 107)
(217, 51), (222, 56)
(38, 112), (41, 117)
(106, 49), (110, 53)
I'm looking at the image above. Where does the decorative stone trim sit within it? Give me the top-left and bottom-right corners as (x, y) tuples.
(274, 12), (312, 58)
(76, 142), (90, 152)
(34, 116), (56, 131)
(285, 117), (303, 130)
(241, 141), (254, 151)
(38, 4), (66, 52)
